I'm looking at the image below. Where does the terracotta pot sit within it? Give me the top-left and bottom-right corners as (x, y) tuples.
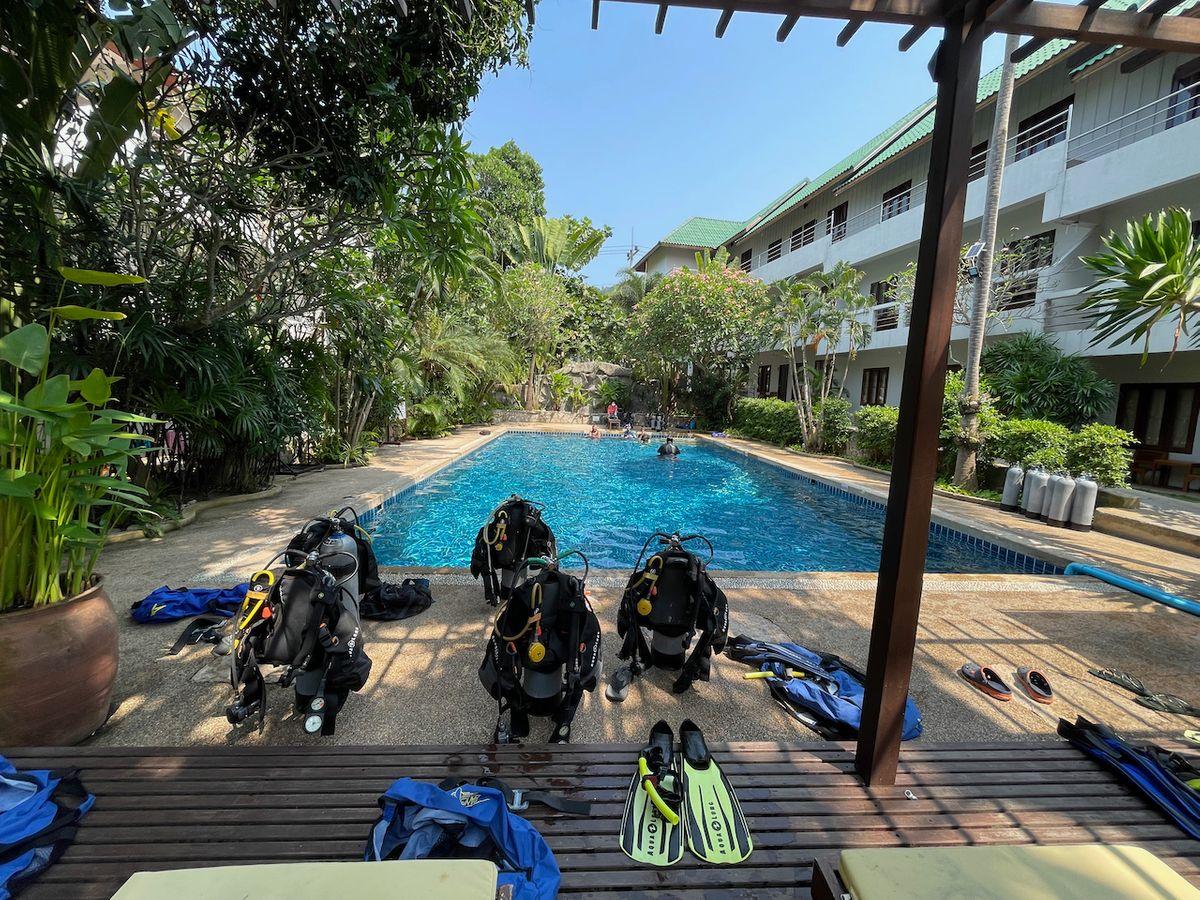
(0, 580), (118, 746)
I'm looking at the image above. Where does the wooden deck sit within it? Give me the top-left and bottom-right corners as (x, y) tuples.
(6, 740), (1199, 898)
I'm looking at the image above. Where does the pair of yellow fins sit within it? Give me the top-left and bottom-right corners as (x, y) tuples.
(618, 719), (753, 866)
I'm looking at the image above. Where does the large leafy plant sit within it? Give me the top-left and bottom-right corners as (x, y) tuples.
(1081, 207), (1200, 359)
(1, 269), (152, 611)
(980, 333), (1115, 427)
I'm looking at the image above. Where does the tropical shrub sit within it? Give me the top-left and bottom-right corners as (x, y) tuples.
(597, 378), (632, 410)
(940, 370), (1001, 477)
(1065, 424), (1136, 486)
(1, 272), (152, 610)
(984, 418), (1071, 469)
(813, 397), (853, 455)
(682, 370), (740, 430)
(981, 334), (1115, 427)
(853, 405), (900, 467)
(731, 398), (806, 447)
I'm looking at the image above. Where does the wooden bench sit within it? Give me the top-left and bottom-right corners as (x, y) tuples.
(6, 740), (1199, 898)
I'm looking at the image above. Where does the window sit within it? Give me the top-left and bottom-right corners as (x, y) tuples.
(1116, 383), (1200, 453)
(792, 220), (816, 250)
(869, 278), (899, 330)
(739, 248), (752, 272)
(880, 181), (912, 221)
(756, 365), (770, 398)
(776, 364), (790, 402)
(1014, 97), (1073, 159)
(827, 202), (848, 242)
(968, 140), (989, 181)
(860, 367), (889, 406)
(999, 230), (1055, 310)
(767, 237), (782, 263)
(1168, 60), (1200, 129)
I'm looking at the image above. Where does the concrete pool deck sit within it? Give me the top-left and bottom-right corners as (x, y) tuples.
(88, 425), (1200, 748)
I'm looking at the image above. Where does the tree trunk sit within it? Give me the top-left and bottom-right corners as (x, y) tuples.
(954, 32), (1019, 489)
(525, 354), (537, 411)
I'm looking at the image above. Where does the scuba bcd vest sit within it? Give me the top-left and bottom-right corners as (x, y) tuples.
(226, 508), (373, 736)
(479, 552), (601, 744)
(470, 495), (556, 606)
(614, 532), (729, 694)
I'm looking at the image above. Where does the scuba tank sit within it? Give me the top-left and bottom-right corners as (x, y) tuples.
(1046, 472), (1076, 527)
(608, 532), (729, 701)
(1000, 464), (1024, 512)
(479, 551), (602, 744)
(1039, 472), (1061, 522)
(226, 508), (374, 736)
(1069, 474), (1099, 532)
(470, 496), (557, 607)
(1022, 468), (1050, 519)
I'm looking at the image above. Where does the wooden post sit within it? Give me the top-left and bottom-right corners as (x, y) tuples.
(854, 4), (985, 785)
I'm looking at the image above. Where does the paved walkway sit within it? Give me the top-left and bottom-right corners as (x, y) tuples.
(89, 426), (1200, 749)
(707, 435), (1200, 597)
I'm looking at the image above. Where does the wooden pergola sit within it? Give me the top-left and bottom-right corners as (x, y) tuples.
(593, 0), (1200, 786)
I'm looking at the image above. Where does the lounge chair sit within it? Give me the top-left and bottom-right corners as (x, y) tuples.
(811, 844), (1199, 900)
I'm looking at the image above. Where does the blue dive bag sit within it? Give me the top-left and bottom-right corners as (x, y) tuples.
(129, 584), (249, 623)
(366, 778), (560, 900)
(0, 756), (94, 900)
(727, 636), (923, 741)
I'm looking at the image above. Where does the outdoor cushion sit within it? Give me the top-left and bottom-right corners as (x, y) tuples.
(110, 860), (498, 899)
(839, 844), (1200, 899)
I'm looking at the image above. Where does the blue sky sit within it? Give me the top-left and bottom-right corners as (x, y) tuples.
(464, 0), (1006, 286)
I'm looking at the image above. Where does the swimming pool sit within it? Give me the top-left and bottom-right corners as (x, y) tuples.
(365, 432), (1054, 574)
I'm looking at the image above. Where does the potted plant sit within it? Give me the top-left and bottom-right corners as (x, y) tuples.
(0, 268), (153, 745)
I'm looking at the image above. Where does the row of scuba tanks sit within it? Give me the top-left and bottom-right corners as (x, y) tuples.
(1000, 464), (1098, 531)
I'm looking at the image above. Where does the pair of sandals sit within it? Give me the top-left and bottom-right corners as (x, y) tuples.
(960, 663), (1053, 704)
(1088, 667), (1200, 718)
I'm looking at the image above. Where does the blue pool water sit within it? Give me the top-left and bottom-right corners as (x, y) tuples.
(365, 433), (1043, 573)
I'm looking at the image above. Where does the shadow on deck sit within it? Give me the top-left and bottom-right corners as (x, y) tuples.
(5, 740), (1199, 898)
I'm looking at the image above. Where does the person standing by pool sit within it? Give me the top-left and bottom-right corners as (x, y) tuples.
(657, 436), (680, 457)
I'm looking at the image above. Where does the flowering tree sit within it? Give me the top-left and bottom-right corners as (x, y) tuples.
(627, 249), (773, 420)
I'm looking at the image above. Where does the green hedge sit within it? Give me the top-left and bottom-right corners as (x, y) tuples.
(1065, 424), (1136, 487)
(813, 397), (852, 455)
(985, 418), (1072, 470)
(853, 405), (899, 466)
(731, 397), (805, 446)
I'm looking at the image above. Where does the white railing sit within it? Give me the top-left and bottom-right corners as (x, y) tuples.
(1067, 83), (1200, 164)
(741, 110), (1071, 274)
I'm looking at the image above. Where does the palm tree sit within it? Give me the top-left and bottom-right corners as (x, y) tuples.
(510, 217), (608, 273)
(608, 267), (662, 312)
(1081, 207), (1200, 359)
(955, 32), (1020, 489)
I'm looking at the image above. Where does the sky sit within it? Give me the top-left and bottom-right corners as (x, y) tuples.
(463, 0), (1008, 286)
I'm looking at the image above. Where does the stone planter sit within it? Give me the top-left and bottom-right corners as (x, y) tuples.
(0, 579), (118, 745)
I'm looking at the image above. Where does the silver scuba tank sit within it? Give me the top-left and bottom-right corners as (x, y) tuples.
(1001, 464), (1024, 512)
(1069, 474), (1099, 532)
(1046, 473), (1076, 527)
(1022, 468), (1049, 518)
(650, 631), (689, 669)
(1040, 473), (1063, 522)
(321, 521), (361, 607)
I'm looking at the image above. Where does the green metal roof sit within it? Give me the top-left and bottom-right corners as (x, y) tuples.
(736, 0), (1197, 239)
(659, 216), (747, 248)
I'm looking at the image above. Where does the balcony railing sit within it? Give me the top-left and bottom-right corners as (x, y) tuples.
(740, 109), (1069, 273)
(1067, 82), (1200, 164)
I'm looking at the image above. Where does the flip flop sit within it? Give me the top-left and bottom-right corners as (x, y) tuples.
(1015, 667), (1054, 704)
(1183, 730), (1200, 747)
(1135, 693), (1200, 717)
(1087, 667), (1147, 696)
(960, 663), (1012, 701)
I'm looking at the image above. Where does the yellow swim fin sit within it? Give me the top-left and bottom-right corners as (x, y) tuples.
(679, 719), (753, 864)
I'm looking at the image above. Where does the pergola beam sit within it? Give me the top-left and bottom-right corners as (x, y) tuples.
(716, 7), (735, 34)
(778, 11), (801, 38)
(837, 16), (864, 44)
(855, 0), (986, 787)
(592, 0), (600, 28)
(898, 22), (928, 49)
(655, 2), (669, 31)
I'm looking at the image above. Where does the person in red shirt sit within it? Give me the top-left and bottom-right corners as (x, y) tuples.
(606, 401), (619, 430)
